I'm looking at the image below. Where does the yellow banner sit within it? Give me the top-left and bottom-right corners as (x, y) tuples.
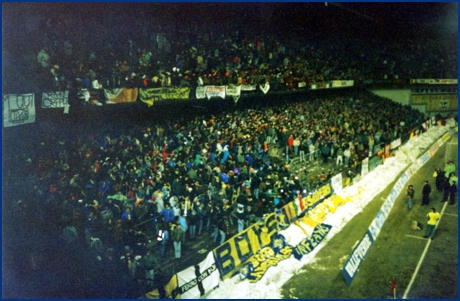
(301, 183), (332, 209)
(300, 194), (348, 227)
(140, 87), (190, 106)
(213, 213), (278, 280)
(441, 132), (452, 143)
(165, 274), (179, 299)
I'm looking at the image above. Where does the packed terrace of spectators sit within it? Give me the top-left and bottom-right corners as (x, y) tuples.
(4, 5), (456, 94)
(3, 5), (455, 298)
(6, 87), (427, 297)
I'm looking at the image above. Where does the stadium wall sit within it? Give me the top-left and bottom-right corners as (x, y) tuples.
(368, 89), (424, 113)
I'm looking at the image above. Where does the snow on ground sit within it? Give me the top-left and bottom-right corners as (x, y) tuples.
(205, 120), (455, 299)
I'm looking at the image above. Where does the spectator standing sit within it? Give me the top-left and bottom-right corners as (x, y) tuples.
(423, 207), (440, 240)
(188, 209), (199, 240)
(142, 250), (159, 288)
(121, 207), (134, 228)
(442, 179), (451, 202)
(309, 142), (316, 162)
(406, 184), (414, 210)
(343, 148), (351, 166)
(298, 139), (306, 162)
(156, 220), (169, 258)
(196, 201), (206, 236)
(293, 137), (300, 157)
(215, 215), (230, 245)
(287, 134), (294, 154)
(444, 161), (456, 178)
(449, 181), (457, 205)
(171, 223), (184, 259)
(421, 180), (431, 206)
(336, 147), (344, 165)
(178, 213), (188, 247)
(449, 172), (458, 187)
(159, 203), (175, 223)
(321, 143), (330, 163)
(235, 203), (247, 233)
(435, 167), (445, 191)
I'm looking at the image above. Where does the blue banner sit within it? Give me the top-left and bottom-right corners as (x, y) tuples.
(342, 230), (375, 285)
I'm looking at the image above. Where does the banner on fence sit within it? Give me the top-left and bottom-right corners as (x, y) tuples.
(205, 86), (226, 99)
(105, 88), (138, 104)
(330, 173), (343, 193)
(368, 155), (383, 172)
(164, 274), (178, 299)
(342, 230), (374, 285)
(259, 82), (270, 94)
(323, 194), (348, 214)
(176, 252), (220, 299)
(240, 234), (292, 283)
(330, 80), (354, 88)
(196, 86), (206, 99)
(241, 84), (256, 91)
(302, 182), (333, 210)
(213, 213), (278, 280)
(412, 87), (457, 94)
(42, 91), (69, 108)
(226, 84), (241, 102)
(441, 132), (451, 143)
(139, 87), (190, 106)
(281, 182), (332, 224)
(428, 143), (439, 157)
(77, 88), (103, 106)
(410, 78), (458, 85)
(3, 93), (36, 127)
(412, 94), (458, 111)
(291, 223), (332, 260)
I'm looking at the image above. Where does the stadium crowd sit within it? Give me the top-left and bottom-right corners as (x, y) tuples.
(4, 8), (458, 298)
(22, 9), (457, 95)
(9, 86), (459, 297)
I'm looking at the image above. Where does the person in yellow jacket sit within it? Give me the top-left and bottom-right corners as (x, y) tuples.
(423, 207), (440, 240)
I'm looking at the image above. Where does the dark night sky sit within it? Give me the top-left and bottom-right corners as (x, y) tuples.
(3, 2), (457, 41)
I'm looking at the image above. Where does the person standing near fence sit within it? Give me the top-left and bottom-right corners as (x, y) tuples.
(343, 147), (351, 166)
(421, 180), (431, 206)
(423, 207), (440, 240)
(406, 184), (414, 210)
(188, 209), (199, 240)
(299, 138), (306, 162)
(309, 142), (316, 162)
(293, 136), (300, 157)
(142, 250), (159, 288)
(236, 203), (247, 233)
(336, 147), (343, 165)
(171, 223), (184, 259)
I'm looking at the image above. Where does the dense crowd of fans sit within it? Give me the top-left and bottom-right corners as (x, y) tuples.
(6, 86), (440, 296)
(5, 7), (456, 95)
(4, 7), (457, 298)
